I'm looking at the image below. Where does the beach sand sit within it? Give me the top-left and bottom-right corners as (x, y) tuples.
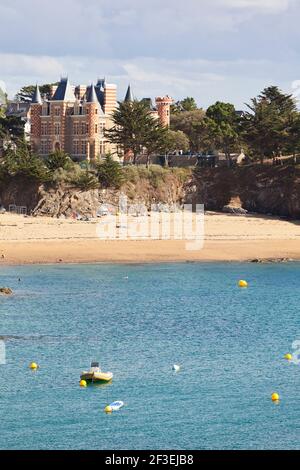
(0, 212), (300, 264)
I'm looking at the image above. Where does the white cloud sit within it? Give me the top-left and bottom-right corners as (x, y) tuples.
(0, 0), (299, 108)
(1, 52), (295, 110)
(219, 0), (292, 12)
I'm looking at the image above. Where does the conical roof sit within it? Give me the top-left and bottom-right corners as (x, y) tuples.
(124, 84), (134, 102)
(32, 84), (42, 104)
(52, 77), (75, 101)
(86, 84), (98, 103)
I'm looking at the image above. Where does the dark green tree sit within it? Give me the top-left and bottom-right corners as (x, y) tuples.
(161, 130), (190, 166)
(105, 100), (168, 164)
(205, 101), (240, 165)
(72, 170), (99, 190)
(45, 150), (73, 171)
(242, 86), (298, 162)
(2, 140), (50, 182)
(95, 154), (124, 188)
(0, 115), (24, 142)
(171, 109), (208, 152)
(15, 82), (59, 102)
(171, 97), (198, 113)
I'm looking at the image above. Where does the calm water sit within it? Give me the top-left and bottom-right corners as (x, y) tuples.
(0, 262), (299, 450)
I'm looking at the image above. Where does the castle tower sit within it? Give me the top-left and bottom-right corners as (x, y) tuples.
(104, 83), (117, 115)
(50, 77), (75, 153)
(30, 84), (42, 153)
(155, 95), (173, 127)
(86, 84), (102, 161)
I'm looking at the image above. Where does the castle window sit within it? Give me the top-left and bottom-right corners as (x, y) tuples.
(81, 141), (87, 155)
(73, 140), (79, 154)
(41, 140), (47, 154)
(95, 124), (98, 133)
(54, 123), (60, 135)
(54, 107), (60, 116)
(95, 108), (98, 114)
(81, 123), (86, 134)
(86, 108), (89, 115)
(99, 122), (105, 136)
(100, 140), (106, 155)
(41, 123), (47, 135)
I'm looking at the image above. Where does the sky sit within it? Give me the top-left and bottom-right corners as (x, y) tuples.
(0, 0), (300, 109)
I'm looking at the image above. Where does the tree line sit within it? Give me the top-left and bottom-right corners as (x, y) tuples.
(1, 84), (300, 169)
(106, 85), (300, 165)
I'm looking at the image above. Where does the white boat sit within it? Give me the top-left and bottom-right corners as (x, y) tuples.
(109, 401), (124, 411)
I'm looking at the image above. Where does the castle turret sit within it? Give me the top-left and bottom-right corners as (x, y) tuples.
(124, 84), (134, 102)
(86, 84), (104, 161)
(30, 84), (42, 152)
(155, 95), (173, 127)
(104, 83), (117, 115)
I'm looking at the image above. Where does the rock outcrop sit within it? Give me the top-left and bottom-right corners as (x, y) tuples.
(186, 165), (300, 219)
(1, 165), (300, 219)
(0, 287), (13, 295)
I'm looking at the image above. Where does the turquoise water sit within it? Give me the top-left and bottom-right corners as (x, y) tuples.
(0, 262), (299, 450)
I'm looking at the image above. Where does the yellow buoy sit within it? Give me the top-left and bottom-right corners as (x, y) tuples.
(238, 280), (248, 288)
(271, 392), (280, 402)
(284, 353), (292, 361)
(29, 362), (38, 370)
(104, 405), (112, 413)
(79, 380), (87, 387)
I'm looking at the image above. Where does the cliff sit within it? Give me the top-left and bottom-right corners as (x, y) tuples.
(1, 165), (300, 219)
(186, 165), (300, 219)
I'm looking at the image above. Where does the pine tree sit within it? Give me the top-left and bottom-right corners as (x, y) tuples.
(242, 86), (298, 162)
(105, 100), (168, 164)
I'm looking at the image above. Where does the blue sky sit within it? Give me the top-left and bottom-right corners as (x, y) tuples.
(0, 0), (300, 108)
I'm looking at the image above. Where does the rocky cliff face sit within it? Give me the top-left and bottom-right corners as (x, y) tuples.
(1, 165), (300, 219)
(0, 171), (187, 217)
(185, 165), (300, 219)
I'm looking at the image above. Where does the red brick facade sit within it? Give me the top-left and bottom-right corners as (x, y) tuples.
(155, 96), (173, 127)
(30, 79), (172, 161)
(30, 79), (117, 161)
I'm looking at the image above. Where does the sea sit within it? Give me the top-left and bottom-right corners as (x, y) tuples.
(0, 262), (299, 450)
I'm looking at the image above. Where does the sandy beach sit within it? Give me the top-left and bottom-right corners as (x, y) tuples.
(0, 211), (300, 264)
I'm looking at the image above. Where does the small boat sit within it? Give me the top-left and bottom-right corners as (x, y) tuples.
(105, 401), (124, 412)
(80, 362), (113, 383)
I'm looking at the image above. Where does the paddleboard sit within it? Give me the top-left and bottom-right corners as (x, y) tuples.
(109, 401), (124, 411)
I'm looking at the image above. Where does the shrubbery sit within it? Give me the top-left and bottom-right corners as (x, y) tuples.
(45, 151), (73, 171)
(0, 145), (191, 193)
(71, 170), (99, 190)
(1, 141), (50, 182)
(95, 154), (124, 188)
